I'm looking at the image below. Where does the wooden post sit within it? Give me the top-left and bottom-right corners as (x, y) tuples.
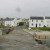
(44, 36), (46, 44)
(45, 36), (46, 39)
(39, 36), (40, 39)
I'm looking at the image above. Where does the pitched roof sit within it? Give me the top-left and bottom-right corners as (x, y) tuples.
(30, 16), (44, 20)
(45, 17), (50, 19)
(4, 18), (14, 21)
(0, 18), (14, 21)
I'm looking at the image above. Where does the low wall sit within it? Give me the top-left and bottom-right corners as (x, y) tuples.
(23, 29), (34, 35)
(0, 30), (2, 35)
(0, 28), (12, 35)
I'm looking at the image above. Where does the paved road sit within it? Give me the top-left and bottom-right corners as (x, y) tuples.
(0, 27), (50, 50)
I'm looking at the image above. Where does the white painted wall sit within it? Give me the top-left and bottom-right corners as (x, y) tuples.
(29, 16), (50, 27)
(17, 18), (22, 23)
(44, 19), (50, 27)
(29, 20), (44, 27)
(5, 21), (12, 26)
(5, 18), (22, 27)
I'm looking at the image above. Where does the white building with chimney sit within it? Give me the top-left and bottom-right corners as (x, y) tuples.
(29, 16), (50, 27)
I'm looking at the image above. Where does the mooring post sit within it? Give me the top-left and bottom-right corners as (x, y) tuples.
(39, 36), (40, 39)
(44, 36), (46, 44)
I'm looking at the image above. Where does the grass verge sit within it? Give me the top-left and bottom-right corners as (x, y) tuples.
(25, 27), (50, 31)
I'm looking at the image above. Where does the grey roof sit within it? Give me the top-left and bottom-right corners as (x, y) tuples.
(0, 18), (14, 21)
(30, 16), (44, 20)
(17, 18), (21, 20)
(4, 18), (14, 21)
(45, 17), (50, 19)
(0, 18), (5, 21)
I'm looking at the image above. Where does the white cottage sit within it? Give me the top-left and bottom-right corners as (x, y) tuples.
(29, 16), (50, 27)
(5, 18), (22, 27)
(44, 17), (50, 27)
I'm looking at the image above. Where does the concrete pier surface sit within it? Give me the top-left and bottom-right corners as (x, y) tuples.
(0, 27), (50, 50)
(23, 29), (50, 45)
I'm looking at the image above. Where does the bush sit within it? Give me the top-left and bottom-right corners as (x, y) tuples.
(43, 25), (46, 28)
(18, 22), (24, 26)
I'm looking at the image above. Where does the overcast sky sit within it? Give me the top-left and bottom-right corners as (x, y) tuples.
(0, 0), (50, 18)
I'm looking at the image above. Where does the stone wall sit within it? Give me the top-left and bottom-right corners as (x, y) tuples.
(0, 28), (12, 35)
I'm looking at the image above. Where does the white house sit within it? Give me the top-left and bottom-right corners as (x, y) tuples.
(5, 18), (22, 27)
(29, 16), (50, 27)
(44, 17), (50, 27)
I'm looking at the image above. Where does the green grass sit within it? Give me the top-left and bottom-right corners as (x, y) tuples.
(25, 27), (50, 31)
(0, 26), (9, 28)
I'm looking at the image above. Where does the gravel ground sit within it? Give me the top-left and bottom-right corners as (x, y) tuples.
(0, 28), (50, 50)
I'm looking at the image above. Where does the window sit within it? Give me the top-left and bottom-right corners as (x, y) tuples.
(39, 24), (41, 26)
(47, 21), (49, 23)
(41, 20), (43, 22)
(36, 20), (38, 22)
(14, 22), (15, 24)
(32, 20), (33, 22)
(17, 18), (20, 20)
(47, 24), (49, 26)
(32, 23), (33, 26)
(6, 22), (7, 23)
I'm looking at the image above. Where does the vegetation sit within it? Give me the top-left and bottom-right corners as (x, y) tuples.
(6, 17), (9, 19)
(43, 25), (46, 28)
(26, 24), (29, 27)
(0, 26), (9, 28)
(18, 22), (24, 26)
(25, 27), (50, 31)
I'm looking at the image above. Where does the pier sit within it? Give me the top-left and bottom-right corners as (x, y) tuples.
(33, 31), (50, 44)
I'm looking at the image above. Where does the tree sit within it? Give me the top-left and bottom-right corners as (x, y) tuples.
(43, 25), (46, 28)
(18, 22), (24, 26)
(6, 17), (9, 19)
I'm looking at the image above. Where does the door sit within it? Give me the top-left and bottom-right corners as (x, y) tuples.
(36, 24), (37, 27)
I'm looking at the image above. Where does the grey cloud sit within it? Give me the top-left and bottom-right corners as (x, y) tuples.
(0, 0), (50, 18)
